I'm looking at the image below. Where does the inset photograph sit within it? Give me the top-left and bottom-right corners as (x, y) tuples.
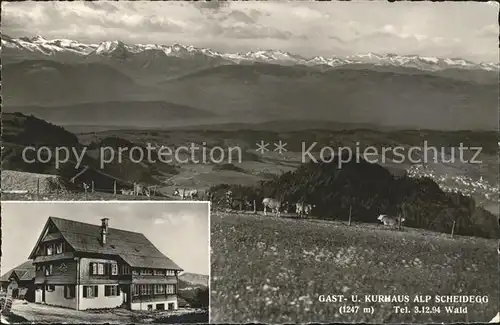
(0, 201), (209, 324)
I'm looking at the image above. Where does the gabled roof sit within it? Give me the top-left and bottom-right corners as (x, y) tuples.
(29, 217), (183, 271)
(0, 260), (35, 283)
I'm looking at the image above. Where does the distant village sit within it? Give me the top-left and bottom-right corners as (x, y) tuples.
(406, 164), (498, 204)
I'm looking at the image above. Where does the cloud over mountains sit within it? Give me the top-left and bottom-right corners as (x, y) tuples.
(1, 1), (497, 62)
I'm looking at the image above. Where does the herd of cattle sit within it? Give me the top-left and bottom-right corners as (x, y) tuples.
(82, 180), (405, 226)
(169, 187), (406, 227)
(81, 181), (153, 196)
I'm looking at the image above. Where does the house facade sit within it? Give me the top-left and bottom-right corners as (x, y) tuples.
(0, 261), (36, 302)
(28, 217), (183, 311)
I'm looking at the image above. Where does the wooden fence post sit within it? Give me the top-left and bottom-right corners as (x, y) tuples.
(114, 180), (117, 195)
(398, 204), (406, 231)
(451, 220), (456, 238)
(92, 181), (95, 193)
(253, 200), (256, 214)
(37, 177), (40, 195)
(348, 206), (352, 226)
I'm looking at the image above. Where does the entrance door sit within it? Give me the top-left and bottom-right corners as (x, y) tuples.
(42, 285), (46, 303)
(120, 285), (130, 308)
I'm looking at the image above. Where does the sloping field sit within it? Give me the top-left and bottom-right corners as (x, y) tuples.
(0, 192), (176, 201)
(210, 211), (499, 323)
(1, 170), (68, 194)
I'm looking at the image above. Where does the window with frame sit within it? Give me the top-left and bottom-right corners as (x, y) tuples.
(46, 284), (55, 292)
(111, 264), (118, 275)
(55, 242), (63, 254)
(154, 284), (165, 294)
(133, 284), (140, 296)
(64, 285), (75, 299)
(166, 284), (175, 294)
(165, 270), (175, 276)
(90, 263), (106, 275)
(90, 263), (98, 275)
(121, 265), (130, 275)
(154, 270), (163, 276)
(46, 244), (53, 256)
(98, 263), (104, 275)
(132, 269), (139, 275)
(141, 269), (153, 276)
(45, 264), (53, 276)
(104, 285), (119, 297)
(83, 286), (98, 298)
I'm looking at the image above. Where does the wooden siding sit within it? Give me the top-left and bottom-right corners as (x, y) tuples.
(34, 260), (77, 284)
(33, 252), (75, 263)
(132, 275), (178, 284)
(79, 257), (121, 285)
(131, 294), (178, 303)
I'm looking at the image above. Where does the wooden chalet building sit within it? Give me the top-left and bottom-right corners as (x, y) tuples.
(28, 216), (183, 311)
(0, 261), (36, 301)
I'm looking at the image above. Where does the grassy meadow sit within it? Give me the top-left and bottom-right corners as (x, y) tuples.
(210, 210), (499, 323)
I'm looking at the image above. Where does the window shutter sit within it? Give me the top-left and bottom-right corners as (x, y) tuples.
(89, 263), (93, 275)
(105, 286), (109, 296)
(94, 286), (98, 297)
(83, 287), (88, 298)
(116, 286), (120, 295)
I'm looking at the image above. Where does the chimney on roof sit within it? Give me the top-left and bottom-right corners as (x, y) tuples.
(101, 218), (109, 245)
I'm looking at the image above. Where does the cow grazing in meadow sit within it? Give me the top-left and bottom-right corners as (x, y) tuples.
(173, 188), (198, 200)
(262, 198), (282, 217)
(295, 202), (316, 217)
(377, 214), (405, 227)
(303, 203), (315, 216)
(296, 202), (315, 217)
(121, 189), (134, 195)
(134, 183), (150, 197)
(230, 197), (253, 211)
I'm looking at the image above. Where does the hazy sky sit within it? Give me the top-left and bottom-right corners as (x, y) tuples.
(1, 202), (210, 276)
(1, 1), (498, 62)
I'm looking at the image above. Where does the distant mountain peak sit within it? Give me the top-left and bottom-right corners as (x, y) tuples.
(95, 40), (129, 57)
(2, 34), (497, 72)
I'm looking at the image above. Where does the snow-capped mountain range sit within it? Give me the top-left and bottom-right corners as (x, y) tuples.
(2, 34), (498, 72)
